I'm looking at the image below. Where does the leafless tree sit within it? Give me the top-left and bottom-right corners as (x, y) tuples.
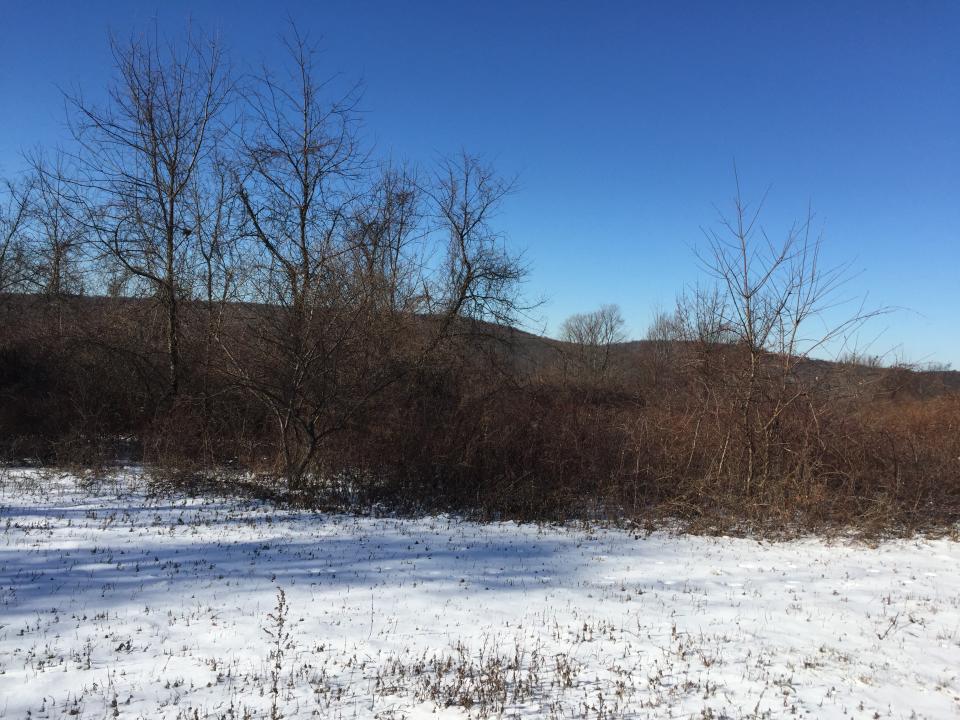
(223, 31), (374, 489)
(22, 154), (89, 337)
(222, 30), (529, 489)
(185, 158), (241, 309)
(346, 167), (424, 316)
(645, 304), (681, 385)
(560, 303), (625, 378)
(428, 151), (526, 331)
(691, 176), (882, 491)
(668, 285), (733, 347)
(0, 175), (33, 303)
(64, 26), (231, 398)
(179, 154), (245, 457)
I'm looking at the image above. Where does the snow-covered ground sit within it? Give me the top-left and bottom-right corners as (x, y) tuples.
(0, 470), (958, 719)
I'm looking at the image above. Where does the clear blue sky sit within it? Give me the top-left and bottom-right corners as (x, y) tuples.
(2, 1), (958, 365)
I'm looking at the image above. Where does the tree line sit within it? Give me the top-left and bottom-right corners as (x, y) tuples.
(1, 28), (527, 486)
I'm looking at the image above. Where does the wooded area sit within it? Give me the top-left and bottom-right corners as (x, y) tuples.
(1, 27), (958, 534)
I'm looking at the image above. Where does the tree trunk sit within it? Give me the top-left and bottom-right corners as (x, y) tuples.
(166, 222), (180, 399)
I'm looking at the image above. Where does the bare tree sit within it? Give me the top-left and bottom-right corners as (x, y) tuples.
(64, 26), (230, 398)
(23, 154), (89, 336)
(222, 31), (373, 489)
(346, 167), (424, 316)
(428, 152), (526, 331)
(691, 176), (881, 492)
(222, 31), (529, 489)
(0, 175), (33, 303)
(560, 303), (625, 378)
(180, 154), (245, 458)
(185, 157), (241, 310)
(668, 285), (734, 347)
(645, 304), (681, 385)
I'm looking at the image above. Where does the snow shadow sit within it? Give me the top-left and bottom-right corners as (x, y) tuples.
(0, 493), (598, 618)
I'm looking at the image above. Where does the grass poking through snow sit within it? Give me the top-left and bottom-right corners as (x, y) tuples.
(0, 468), (958, 718)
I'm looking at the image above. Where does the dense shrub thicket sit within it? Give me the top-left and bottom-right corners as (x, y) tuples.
(1, 294), (958, 535)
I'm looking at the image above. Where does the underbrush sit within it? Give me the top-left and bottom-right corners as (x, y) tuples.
(2, 325), (959, 538)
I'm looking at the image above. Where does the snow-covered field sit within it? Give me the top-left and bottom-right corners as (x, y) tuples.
(0, 470), (958, 719)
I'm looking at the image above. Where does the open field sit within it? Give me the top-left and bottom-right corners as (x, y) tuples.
(1, 469), (958, 719)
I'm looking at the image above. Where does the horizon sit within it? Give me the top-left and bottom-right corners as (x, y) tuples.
(2, 0), (957, 366)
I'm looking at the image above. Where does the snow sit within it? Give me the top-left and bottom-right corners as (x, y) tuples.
(0, 469), (958, 719)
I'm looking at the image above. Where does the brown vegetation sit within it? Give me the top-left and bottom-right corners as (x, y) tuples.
(2, 290), (958, 535)
(0, 25), (957, 535)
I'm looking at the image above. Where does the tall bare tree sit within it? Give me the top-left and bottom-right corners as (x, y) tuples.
(224, 31), (371, 488)
(223, 33), (528, 488)
(65, 26), (230, 398)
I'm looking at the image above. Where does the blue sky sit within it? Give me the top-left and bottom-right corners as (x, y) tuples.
(1, 1), (957, 364)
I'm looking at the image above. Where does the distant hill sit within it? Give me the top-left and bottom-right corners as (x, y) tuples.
(2, 292), (958, 399)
